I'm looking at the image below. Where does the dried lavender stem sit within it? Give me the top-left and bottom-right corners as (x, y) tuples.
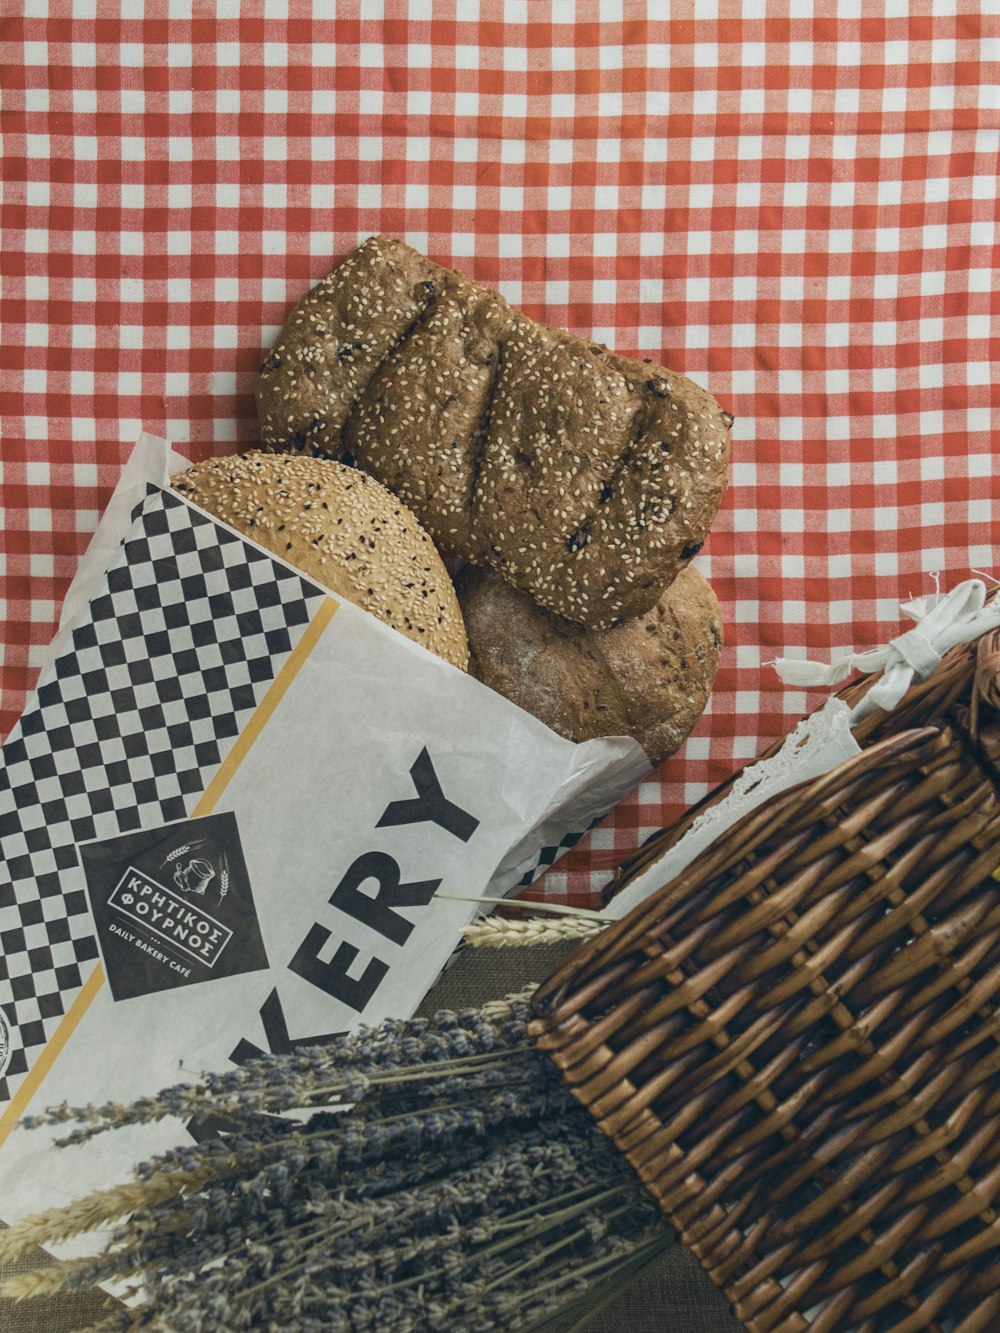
(480, 1216), (617, 1295)
(493, 1180), (630, 1231)
(488, 1184), (632, 1245)
(289, 1048), (530, 1103)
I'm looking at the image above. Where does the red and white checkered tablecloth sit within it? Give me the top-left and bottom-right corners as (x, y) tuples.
(1, 3), (997, 907)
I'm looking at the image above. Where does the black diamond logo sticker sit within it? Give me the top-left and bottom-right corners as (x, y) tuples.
(80, 812), (269, 1001)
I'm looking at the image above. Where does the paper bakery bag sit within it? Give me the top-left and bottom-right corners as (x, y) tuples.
(0, 436), (647, 1233)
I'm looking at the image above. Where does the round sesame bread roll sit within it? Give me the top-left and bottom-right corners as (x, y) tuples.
(172, 452), (469, 671)
(456, 563), (722, 766)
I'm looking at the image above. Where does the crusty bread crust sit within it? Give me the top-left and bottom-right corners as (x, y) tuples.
(258, 236), (731, 629)
(172, 451), (469, 671)
(456, 563), (722, 766)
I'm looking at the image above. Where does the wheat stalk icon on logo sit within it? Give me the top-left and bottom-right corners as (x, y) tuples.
(160, 838), (205, 868)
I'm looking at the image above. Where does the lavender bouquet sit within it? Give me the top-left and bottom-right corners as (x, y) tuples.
(0, 987), (673, 1332)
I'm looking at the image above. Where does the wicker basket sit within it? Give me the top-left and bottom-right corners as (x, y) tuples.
(530, 627), (1000, 1333)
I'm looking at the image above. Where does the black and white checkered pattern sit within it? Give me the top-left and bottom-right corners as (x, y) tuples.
(0, 488), (326, 1107)
(515, 828), (589, 889)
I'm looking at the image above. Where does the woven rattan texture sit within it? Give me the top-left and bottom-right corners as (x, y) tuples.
(532, 640), (1000, 1332)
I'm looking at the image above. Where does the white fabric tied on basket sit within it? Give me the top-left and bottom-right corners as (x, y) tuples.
(604, 576), (1000, 921)
(774, 578), (1000, 724)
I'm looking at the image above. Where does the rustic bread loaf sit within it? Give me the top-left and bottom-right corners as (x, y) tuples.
(455, 563), (722, 766)
(257, 236), (732, 630)
(171, 452), (469, 670)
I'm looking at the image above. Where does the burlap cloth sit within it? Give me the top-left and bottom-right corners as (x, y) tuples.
(0, 942), (741, 1332)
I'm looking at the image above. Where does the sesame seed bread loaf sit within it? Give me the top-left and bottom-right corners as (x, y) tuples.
(455, 563), (722, 767)
(171, 452), (469, 670)
(257, 236), (732, 630)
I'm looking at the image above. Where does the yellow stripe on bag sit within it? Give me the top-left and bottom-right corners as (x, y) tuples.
(0, 596), (339, 1150)
(194, 597), (339, 815)
(0, 962), (107, 1147)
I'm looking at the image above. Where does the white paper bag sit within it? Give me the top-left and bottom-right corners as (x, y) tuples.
(0, 436), (649, 1237)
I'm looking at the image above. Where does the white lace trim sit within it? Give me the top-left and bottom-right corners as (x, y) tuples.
(603, 698), (860, 921)
(692, 697), (857, 836)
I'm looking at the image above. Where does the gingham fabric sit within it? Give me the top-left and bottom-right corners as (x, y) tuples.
(1, 4), (997, 909)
